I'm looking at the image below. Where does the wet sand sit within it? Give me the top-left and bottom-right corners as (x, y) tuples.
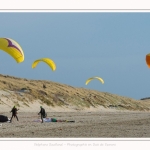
(0, 111), (150, 138)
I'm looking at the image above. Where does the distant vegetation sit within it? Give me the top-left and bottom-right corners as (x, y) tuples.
(0, 74), (150, 111)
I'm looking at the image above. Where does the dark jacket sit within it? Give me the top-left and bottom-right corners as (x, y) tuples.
(39, 108), (45, 116)
(10, 108), (18, 115)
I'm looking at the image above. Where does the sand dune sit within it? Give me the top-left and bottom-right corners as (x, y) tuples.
(0, 74), (150, 112)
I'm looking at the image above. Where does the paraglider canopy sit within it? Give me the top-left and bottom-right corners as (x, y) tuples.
(146, 53), (150, 68)
(0, 115), (9, 122)
(32, 58), (56, 71)
(0, 38), (24, 63)
(85, 76), (104, 85)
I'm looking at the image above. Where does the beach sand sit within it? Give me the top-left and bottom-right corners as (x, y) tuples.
(0, 109), (150, 138)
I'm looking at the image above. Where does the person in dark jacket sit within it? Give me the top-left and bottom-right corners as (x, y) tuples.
(38, 106), (46, 123)
(10, 106), (19, 122)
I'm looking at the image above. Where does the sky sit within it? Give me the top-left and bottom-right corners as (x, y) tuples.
(0, 12), (150, 100)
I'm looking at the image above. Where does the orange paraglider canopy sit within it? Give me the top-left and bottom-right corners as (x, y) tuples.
(146, 54), (150, 68)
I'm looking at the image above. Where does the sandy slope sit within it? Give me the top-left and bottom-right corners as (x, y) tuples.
(0, 73), (150, 112)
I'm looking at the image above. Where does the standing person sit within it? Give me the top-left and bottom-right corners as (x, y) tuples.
(38, 106), (46, 123)
(10, 106), (19, 122)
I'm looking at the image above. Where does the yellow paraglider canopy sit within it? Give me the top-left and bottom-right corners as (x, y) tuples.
(0, 38), (24, 63)
(85, 77), (104, 85)
(32, 58), (56, 71)
(146, 53), (150, 68)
